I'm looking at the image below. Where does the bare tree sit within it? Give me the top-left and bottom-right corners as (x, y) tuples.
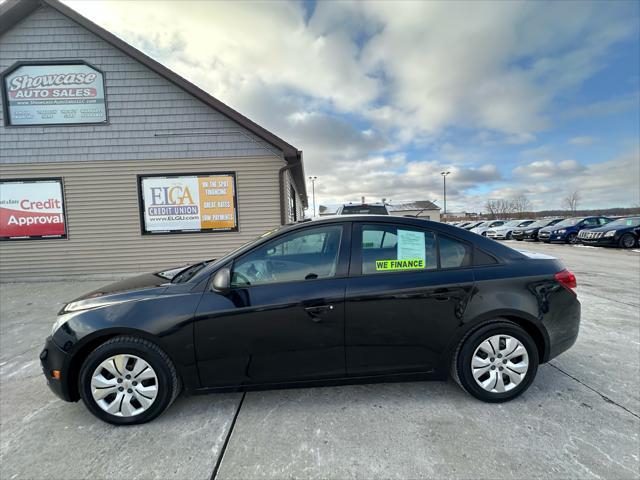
(511, 195), (532, 219)
(485, 199), (514, 219)
(563, 191), (580, 214)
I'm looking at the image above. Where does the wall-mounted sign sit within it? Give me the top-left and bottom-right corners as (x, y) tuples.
(2, 62), (107, 126)
(138, 173), (238, 234)
(0, 179), (67, 240)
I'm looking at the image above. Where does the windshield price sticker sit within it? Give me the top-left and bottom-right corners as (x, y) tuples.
(376, 258), (425, 271)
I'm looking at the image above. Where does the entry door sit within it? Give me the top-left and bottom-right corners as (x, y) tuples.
(345, 223), (475, 375)
(194, 223), (350, 387)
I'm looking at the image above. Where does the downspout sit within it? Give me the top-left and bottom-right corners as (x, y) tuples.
(279, 160), (301, 225)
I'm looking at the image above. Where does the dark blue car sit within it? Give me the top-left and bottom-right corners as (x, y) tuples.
(538, 216), (611, 244)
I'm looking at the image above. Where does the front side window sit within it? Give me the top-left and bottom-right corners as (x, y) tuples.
(232, 225), (342, 286)
(361, 224), (437, 274)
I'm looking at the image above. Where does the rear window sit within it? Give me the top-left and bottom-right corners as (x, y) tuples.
(439, 235), (472, 269)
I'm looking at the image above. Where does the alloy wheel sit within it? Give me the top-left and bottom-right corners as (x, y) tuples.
(90, 354), (158, 417)
(471, 334), (529, 393)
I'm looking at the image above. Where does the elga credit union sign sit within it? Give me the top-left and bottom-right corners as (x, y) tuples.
(139, 173), (238, 234)
(0, 179), (67, 240)
(2, 62), (107, 125)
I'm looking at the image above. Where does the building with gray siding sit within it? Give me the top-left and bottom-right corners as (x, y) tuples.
(0, 0), (306, 279)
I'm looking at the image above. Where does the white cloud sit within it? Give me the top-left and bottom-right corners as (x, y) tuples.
(513, 159), (586, 179)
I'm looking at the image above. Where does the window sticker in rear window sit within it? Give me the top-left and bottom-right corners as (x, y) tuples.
(397, 229), (426, 262)
(375, 259), (425, 271)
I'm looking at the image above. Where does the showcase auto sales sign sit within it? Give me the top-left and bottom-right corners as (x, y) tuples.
(0, 180), (67, 239)
(3, 63), (107, 125)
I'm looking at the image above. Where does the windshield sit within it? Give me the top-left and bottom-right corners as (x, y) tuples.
(341, 205), (388, 214)
(503, 220), (521, 226)
(528, 219), (556, 228)
(606, 217), (640, 228)
(555, 218), (581, 227)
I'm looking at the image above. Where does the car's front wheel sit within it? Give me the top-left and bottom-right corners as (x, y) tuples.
(452, 320), (539, 402)
(79, 336), (180, 425)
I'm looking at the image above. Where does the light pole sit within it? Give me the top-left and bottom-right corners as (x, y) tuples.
(441, 171), (450, 220)
(308, 176), (317, 217)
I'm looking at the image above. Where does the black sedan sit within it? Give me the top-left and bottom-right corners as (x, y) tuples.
(512, 218), (564, 242)
(577, 216), (640, 248)
(41, 216), (581, 424)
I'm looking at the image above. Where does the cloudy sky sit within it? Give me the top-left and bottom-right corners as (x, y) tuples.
(66, 0), (639, 213)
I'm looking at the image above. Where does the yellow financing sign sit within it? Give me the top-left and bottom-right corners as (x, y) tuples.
(375, 258), (425, 271)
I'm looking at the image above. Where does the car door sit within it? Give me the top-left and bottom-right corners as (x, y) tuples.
(345, 222), (475, 376)
(194, 223), (350, 387)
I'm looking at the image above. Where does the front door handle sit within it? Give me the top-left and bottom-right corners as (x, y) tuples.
(304, 304), (334, 322)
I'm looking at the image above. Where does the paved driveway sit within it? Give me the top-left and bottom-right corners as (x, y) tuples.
(1, 241), (638, 479)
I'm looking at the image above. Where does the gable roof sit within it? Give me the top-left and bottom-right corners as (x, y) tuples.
(0, 0), (306, 203)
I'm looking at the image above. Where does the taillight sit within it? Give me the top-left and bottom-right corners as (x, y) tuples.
(555, 269), (577, 292)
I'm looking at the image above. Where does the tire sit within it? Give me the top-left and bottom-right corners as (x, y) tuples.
(619, 233), (637, 249)
(505, 231), (512, 240)
(79, 336), (180, 425)
(567, 233), (578, 244)
(451, 320), (539, 403)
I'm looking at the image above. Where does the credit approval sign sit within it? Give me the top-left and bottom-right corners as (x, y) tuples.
(2, 62), (107, 125)
(0, 179), (67, 240)
(139, 173), (238, 234)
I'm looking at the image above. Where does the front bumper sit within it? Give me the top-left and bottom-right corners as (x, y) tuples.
(40, 336), (74, 402)
(579, 237), (616, 246)
(546, 233), (569, 243)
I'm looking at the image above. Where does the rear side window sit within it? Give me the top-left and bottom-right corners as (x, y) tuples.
(439, 235), (472, 269)
(361, 224), (437, 274)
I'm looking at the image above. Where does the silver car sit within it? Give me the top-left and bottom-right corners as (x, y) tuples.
(486, 219), (536, 240)
(470, 220), (506, 236)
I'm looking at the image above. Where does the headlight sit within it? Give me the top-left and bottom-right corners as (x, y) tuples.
(604, 230), (616, 237)
(51, 314), (72, 335)
(555, 229), (566, 234)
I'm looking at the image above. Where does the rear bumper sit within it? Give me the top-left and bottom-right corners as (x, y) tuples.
(543, 296), (581, 362)
(40, 336), (74, 402)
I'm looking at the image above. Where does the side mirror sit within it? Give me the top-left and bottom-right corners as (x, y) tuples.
(211, 267), (231, 292)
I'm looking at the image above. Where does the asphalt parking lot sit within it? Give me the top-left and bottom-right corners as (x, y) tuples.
(1, 241), (638, 479)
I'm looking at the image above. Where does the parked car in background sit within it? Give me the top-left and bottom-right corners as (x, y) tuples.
(337, 203), (389, 215)
(471, 220), (506, 236)
(538, 216), (611, 244)
(41, 215), (580, 424)
(486, 219), (536, 240)
(577, 216), (640, 248)
(512, 218), (564, 242)
(463, 221), (484, 230)
(456, 221), (472, 229)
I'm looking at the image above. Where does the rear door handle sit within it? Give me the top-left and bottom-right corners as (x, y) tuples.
(304, 304), (334, 322)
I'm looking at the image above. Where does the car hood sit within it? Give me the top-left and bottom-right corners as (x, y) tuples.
(539, 224), (571, 233)
(586, 224), (630, 233)
(60, 270), (180, 313)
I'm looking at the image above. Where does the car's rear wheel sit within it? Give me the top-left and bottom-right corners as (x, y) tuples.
(452, 320), (539, 402)
(619, 233), (637, 249)
(79, 336), (180, 425)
